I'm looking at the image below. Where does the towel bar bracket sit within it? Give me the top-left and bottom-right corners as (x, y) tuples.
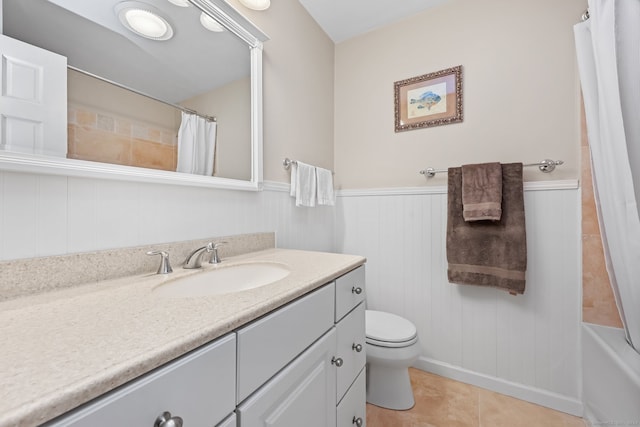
(423, 167), (437, 178)
(536, 159), (564, 173)
(283, 157), (295, 170)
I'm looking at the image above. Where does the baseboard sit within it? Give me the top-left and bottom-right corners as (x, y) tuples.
(581, 406), (597, 427)
(414, 356), (583, 417)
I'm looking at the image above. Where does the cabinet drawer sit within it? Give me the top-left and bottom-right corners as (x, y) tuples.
(335, 266), (365, 322)
(237, 283), (335, 403)
(45, 334), (236, 427)
(237, 328), (337, 427)
(337, 367), (366, 427)
(336, 302), (366, 402)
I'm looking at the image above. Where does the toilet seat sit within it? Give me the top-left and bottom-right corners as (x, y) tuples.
(366, 310), (418, 348)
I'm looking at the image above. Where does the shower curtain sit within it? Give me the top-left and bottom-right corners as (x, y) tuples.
(176, 112), (217, 176)
(574, 0), (640, 352)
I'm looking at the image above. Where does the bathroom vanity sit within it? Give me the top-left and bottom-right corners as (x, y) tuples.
(0, 248), (365, 427)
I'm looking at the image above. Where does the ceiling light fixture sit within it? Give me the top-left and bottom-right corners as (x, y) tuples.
(167, 0), (190, 6)
(200, 12), (225, 32)
(116, 2), (174, 41)
(238, 0), (270, 11)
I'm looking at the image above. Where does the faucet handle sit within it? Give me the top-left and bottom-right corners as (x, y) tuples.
(209, 241), (227, 264)
(146, 250), (173, 274)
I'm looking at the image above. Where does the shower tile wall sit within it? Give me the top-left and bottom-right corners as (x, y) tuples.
(67, 105), (177, 172)
(580, 102), (623, 328)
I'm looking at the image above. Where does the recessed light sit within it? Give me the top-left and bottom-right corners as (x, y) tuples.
(115, 2), (174, 41)
(200, 12), (225, 32)
(238, 0), (270, 11)
(167, 0), (190, 6)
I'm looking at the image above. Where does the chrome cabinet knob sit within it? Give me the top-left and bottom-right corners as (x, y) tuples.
(154, 411), (183, 427)
(331, 356), (344, 367)
(352, 416), (363, 426)
(352, 343), (363, 352)
(351, 286), (363, 295)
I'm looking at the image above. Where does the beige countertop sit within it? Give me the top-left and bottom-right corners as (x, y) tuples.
(0, 248), (365, 427)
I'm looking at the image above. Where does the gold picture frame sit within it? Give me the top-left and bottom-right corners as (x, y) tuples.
(394, 65), (463, 132)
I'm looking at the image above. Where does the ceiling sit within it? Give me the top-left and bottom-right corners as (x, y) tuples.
(298, 0), (449, 43)
(3, 0), (250, 103)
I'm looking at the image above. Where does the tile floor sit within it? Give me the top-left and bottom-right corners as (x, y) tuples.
(366, 368), (586, 427)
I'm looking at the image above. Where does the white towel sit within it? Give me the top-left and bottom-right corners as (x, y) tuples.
(294, 161), (317, 207)
(316, 167), (335, 206)
(289, 162), (298, 197)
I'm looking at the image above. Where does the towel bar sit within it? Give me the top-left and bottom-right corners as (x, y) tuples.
(419, 159), (564, 178)
(283, 158), (334, 174)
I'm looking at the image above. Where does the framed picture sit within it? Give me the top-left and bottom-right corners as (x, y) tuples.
(394, 65), (463, 132)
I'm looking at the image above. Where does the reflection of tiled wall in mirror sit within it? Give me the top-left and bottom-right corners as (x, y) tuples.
(67, 104), (177, 172)
(581, 99), (623, 328)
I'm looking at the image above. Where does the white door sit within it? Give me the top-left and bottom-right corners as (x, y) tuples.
(237, 329), (337, 427)
(0, 34), (67, 157)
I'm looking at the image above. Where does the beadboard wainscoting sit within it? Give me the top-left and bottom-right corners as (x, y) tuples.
(0, 173), (335, 261)
(335, 181), (582, 415)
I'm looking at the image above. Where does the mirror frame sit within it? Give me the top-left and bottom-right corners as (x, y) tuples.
(0, 0), (268, 191)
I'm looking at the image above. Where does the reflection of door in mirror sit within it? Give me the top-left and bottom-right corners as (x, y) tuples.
(0, 35), (67, 157)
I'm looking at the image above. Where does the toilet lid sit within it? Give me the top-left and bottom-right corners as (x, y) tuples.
(366, 310), (417, 344)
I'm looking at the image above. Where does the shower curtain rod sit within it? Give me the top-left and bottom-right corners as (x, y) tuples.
(419, 159), (564, 177)
(68, 66), (217, 122)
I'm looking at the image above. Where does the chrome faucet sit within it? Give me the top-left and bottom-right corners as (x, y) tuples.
(183, 242), (214, 269)
(209, 242), (226, 265)
(146, 250), (173, 274)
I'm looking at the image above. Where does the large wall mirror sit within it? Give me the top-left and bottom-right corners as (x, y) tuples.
(0, 0), (267, 190)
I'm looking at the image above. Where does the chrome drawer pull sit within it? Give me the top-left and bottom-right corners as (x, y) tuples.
(352, 343), (363, 352)
(155, 411), (183, 427)
(353, 416), (363, 426)
(331, 356), (344, 367)
(351, 286), (363, 295)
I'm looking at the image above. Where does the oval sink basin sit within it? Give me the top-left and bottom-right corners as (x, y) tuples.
(153, 262), (290, 297)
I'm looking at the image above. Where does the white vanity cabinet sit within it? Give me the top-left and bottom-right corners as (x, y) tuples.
(44, 333), (236, 427)
(216, 413), (236, 427)
(42, 265), (367, 427)
(237, 266), (367, 427)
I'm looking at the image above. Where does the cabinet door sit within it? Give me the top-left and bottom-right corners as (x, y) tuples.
(337, 367), (366, 427)
(217, 412), (236, 427)
(44, 334), (236, 427)
(336, 302), (366, 402)
(237, 329), (337, 427)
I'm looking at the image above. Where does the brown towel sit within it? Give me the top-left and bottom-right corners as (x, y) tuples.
(446, 163), (527, 295)
(462, 162), (502, 221)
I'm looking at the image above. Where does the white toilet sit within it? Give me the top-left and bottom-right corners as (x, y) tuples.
(365, 310), (420, 410)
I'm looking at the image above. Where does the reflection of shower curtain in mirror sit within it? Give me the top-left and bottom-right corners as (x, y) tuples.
(176, 112), (217, 176)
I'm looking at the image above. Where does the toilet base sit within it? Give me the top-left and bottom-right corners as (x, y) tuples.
(366, 363), (415, 410)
